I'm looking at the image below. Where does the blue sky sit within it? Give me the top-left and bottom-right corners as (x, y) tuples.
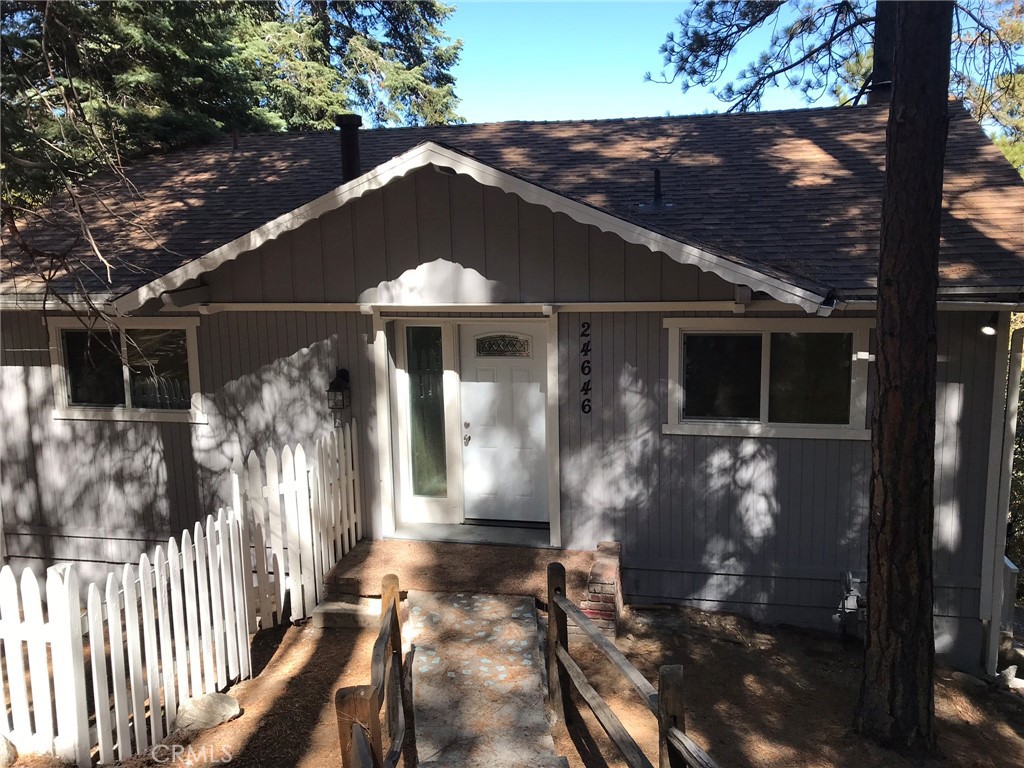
(444, 1), (811, 123)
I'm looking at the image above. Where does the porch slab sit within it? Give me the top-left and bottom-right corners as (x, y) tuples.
(407, 590), (564, 767)
(390, 522), (552, 548)
(321, 539), (594, 604)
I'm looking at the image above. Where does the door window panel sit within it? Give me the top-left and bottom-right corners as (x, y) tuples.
(407, 326), (447, 497)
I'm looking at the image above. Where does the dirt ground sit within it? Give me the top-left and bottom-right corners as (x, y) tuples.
(18, 607), (1017, 768)
(551, 607), (1024, 768)
(12, 539), (1023, 767)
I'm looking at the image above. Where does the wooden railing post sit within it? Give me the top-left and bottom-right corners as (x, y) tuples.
(381, 573), (400, 631)
(547, 561), (570, 720)
(336, 685), (383, 768)
(658, 665), (686, 768)
(381, 574), (402, 742)
(347, 723), (377, 768)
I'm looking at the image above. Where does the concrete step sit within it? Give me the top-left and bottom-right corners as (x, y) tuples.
(323, 574), (362, 599)
(311, 596), (383, 629)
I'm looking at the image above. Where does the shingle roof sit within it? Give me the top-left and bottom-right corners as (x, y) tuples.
(2, 102), (1021, 303)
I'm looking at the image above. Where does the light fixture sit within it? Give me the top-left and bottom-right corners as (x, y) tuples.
(981, 313), (999, 336)
(327, 368), (351, 426)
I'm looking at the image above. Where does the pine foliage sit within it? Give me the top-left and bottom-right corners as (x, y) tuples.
(1, 0), (463, 208)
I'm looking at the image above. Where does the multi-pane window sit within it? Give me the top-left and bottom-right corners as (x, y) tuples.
(666, 319), (871, 438)
(50, 318), (201, 421)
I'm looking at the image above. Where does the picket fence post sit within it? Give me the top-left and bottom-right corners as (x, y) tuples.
(264, 448), (287, 611)
(0, 422), (362, 765)
(123, 564), (149, 755)
(350, 419), (363, 543)
(294, 444), (316, 621)
(21, 570), (52, 751)
(231, 459), (257, 634)
(138, 553), (164, 744)
(46, 565), (90, 767)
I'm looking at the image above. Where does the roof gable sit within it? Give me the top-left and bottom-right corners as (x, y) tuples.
(112, 141), (828, 313)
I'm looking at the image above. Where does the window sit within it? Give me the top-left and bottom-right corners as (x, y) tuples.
(768, 332), (851, 424)
(665, 318), (871, 440)
(48, 317), (204, 423)
(683, 334), (761, 419)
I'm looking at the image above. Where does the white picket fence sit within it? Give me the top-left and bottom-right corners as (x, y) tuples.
(0, 422), (362, 766)
(235, 421), (362, 621)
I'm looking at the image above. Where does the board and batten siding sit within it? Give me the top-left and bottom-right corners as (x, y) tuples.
(192, 310), (379, 531)
(0, 309), (378, 580)
(556, 310), (995, 657)
(201, 166), (736, 306)
(1, 311), (201, 572)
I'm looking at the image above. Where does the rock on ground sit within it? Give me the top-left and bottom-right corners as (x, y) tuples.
(0, 736), (16, 768)
(175, 692), (241, 731)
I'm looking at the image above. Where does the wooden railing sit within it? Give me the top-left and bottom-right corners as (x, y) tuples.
(335, 574), (410, 768)
(547, 562), (721, 768)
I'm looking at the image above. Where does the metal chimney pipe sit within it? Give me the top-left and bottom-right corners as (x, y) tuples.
(867, 0), (896, 106)
(336, 114), (362, 182)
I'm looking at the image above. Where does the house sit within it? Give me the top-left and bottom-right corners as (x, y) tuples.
(2, 103), (1022, 673)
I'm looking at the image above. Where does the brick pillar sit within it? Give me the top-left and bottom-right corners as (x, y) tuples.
(578, 541), (622, 637)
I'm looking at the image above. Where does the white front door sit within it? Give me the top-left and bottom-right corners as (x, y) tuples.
(458, 324), (548, 523)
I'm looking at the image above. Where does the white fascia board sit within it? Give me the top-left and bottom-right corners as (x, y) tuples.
(112, 142), (826, 314)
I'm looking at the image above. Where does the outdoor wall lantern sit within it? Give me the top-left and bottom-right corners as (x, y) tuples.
(981, 313), (999, 336)
(327, 368), (351, 426)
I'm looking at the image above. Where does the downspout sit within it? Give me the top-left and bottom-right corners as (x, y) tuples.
(983, 322), (1023, 673)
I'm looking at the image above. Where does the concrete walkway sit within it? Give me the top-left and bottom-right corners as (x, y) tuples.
(407, 591), (567, 767)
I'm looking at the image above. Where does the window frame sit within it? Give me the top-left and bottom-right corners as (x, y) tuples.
(664, 317), (873, 441)
(47, 316), (206, 424)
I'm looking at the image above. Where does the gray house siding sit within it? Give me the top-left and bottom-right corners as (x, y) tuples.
(555, 309), (995, 664)
(0, 309), (377, 581)
(0, 167), (1002, 669)
(1, 311), (201, 572)
(201, 167), (735, 306)
(190, 311), (379, 532)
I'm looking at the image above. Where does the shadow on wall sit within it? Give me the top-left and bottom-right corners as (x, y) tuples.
(561, 363), (659, 547)
(559, 330), (873, 628)
(1, 361), (188, 571)
(557, 313), (988, 662)
(192, 336), (340, 513)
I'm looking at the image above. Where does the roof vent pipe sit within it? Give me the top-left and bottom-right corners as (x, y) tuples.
(653, 168), (663, 207)
(336, 114), (362, 182)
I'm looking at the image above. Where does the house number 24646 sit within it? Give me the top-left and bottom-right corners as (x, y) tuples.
(580, 322), (592, 414)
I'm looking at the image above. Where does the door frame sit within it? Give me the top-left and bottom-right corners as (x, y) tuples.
(383, 313), (561, 545)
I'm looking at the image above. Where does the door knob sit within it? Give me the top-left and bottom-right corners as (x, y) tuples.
(463, 434), (471, 446)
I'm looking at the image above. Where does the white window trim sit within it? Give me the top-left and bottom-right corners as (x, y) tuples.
(663, 317), (874, 441)
(46, 316), (207, 424)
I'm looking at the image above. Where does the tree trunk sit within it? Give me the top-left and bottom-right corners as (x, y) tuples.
(855, 0), (953, 753)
